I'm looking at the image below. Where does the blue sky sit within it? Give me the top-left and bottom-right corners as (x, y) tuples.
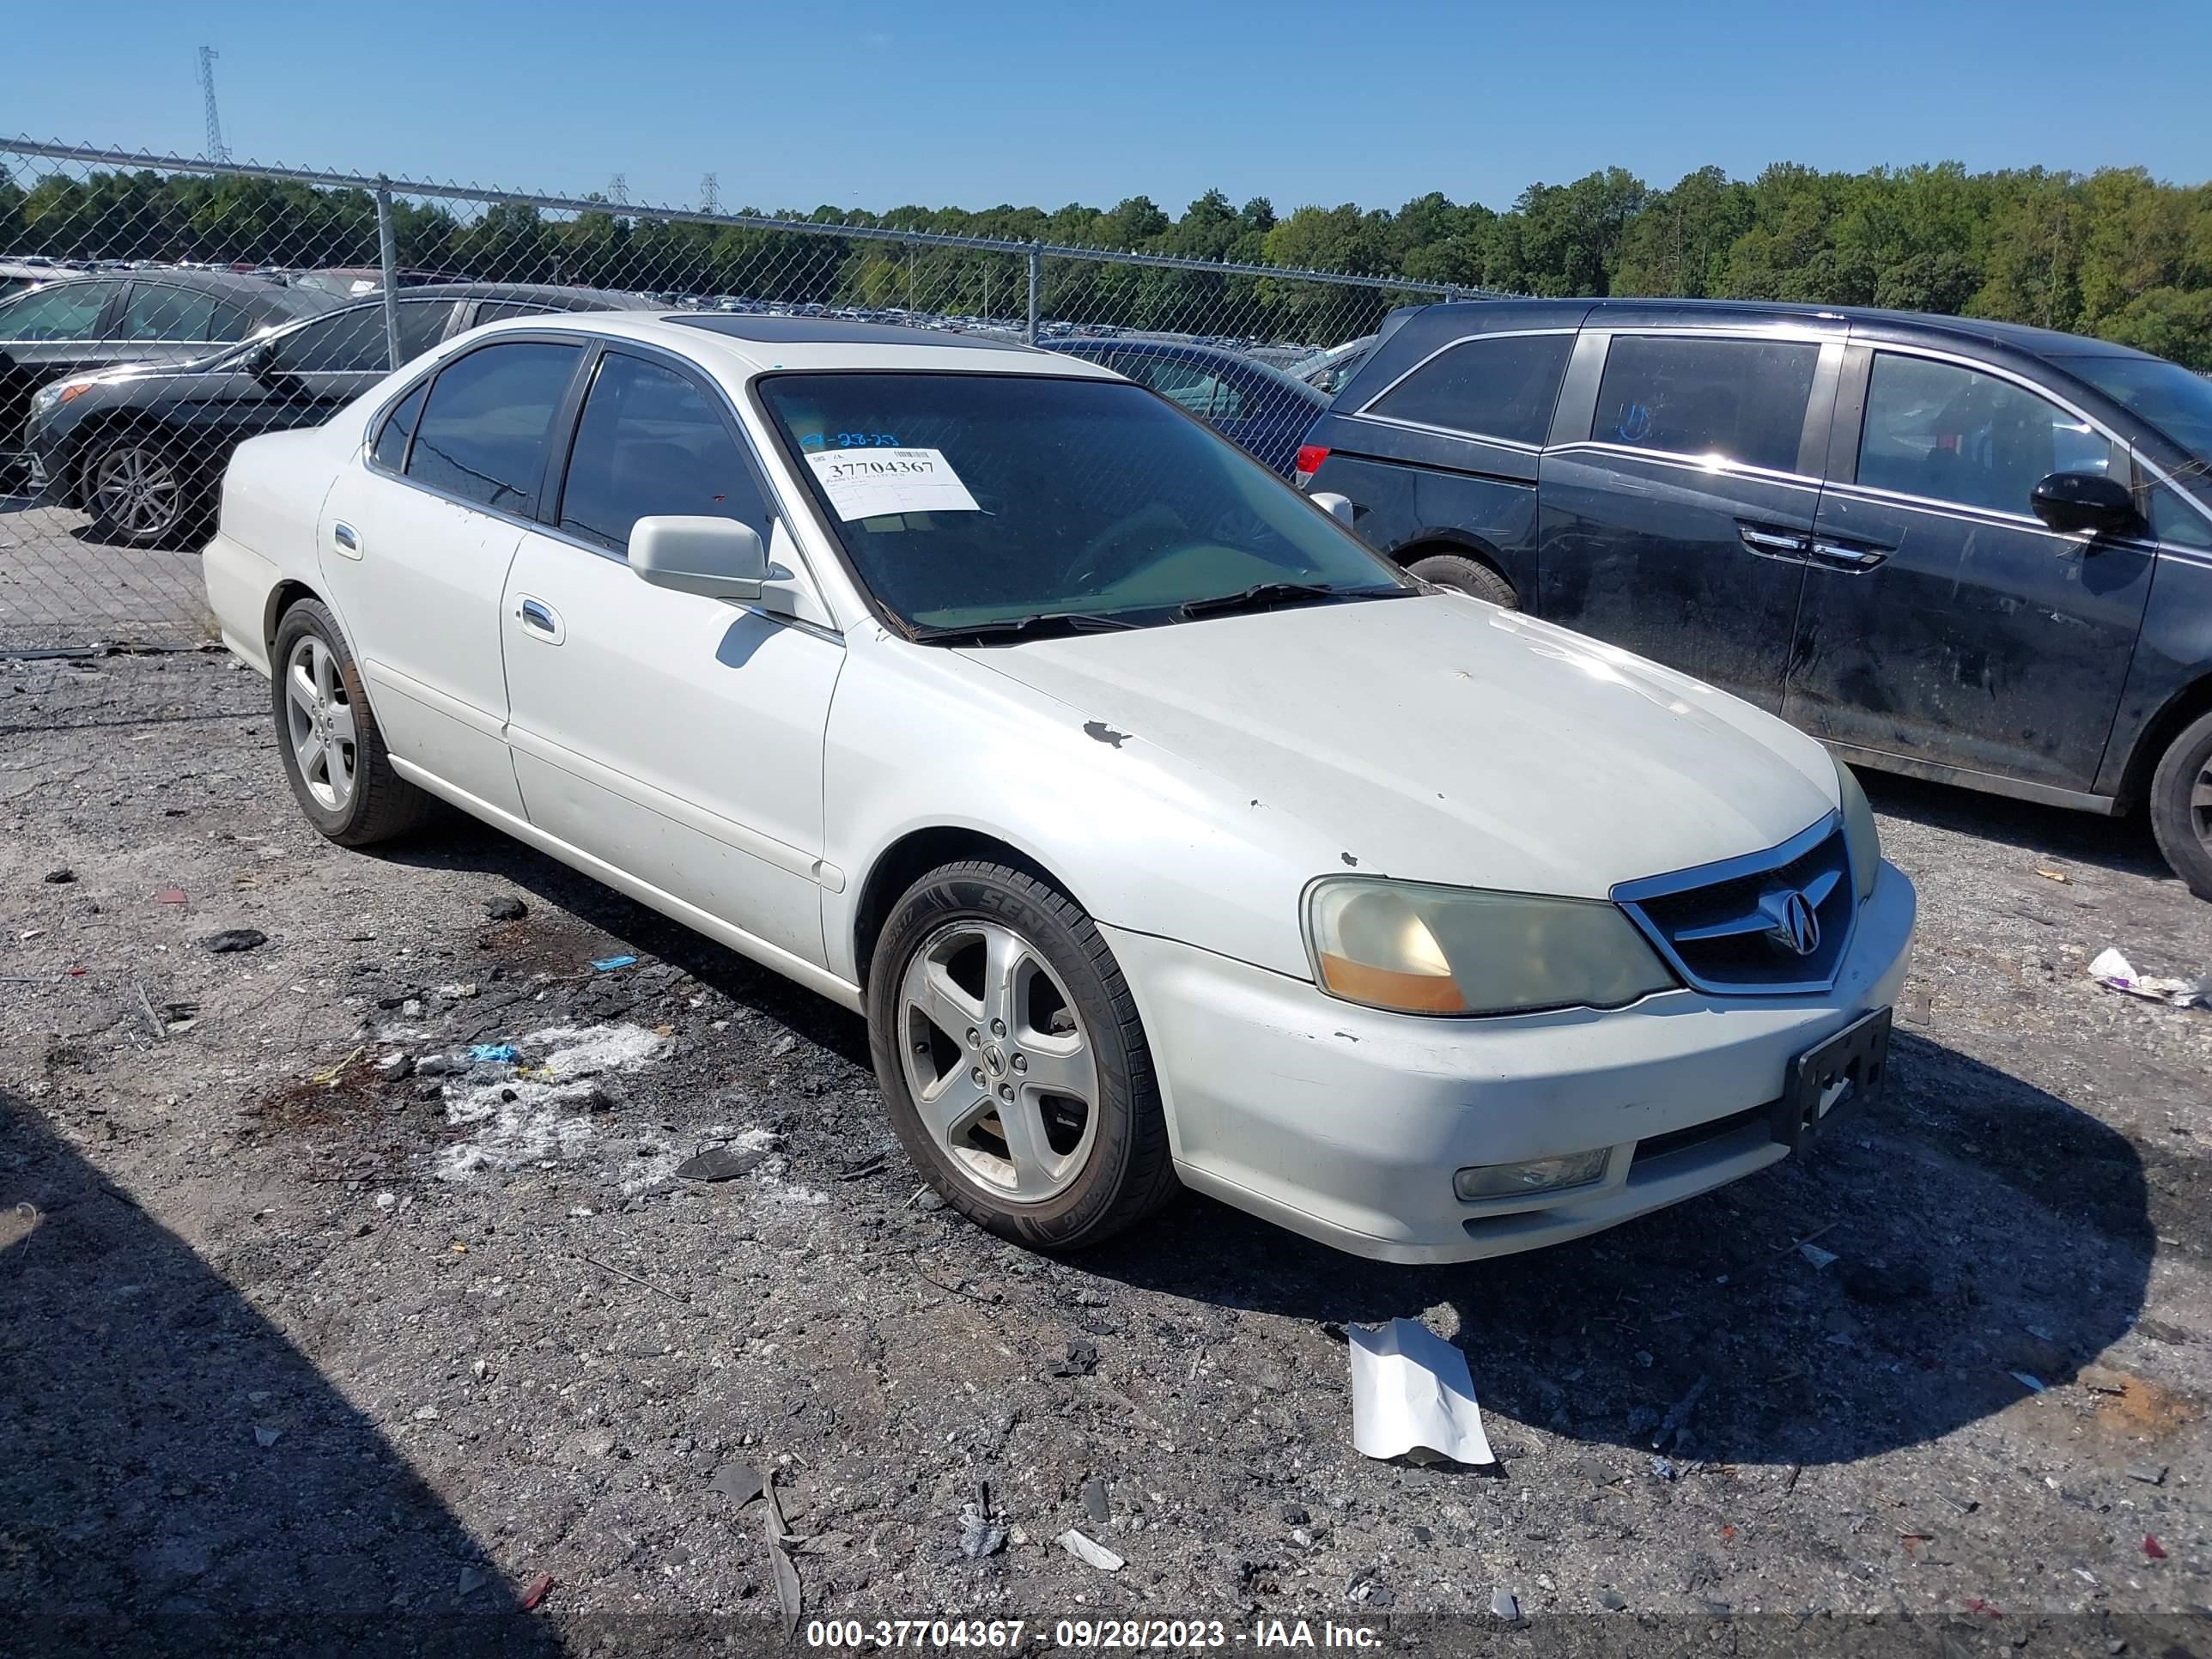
(11, 0), (2209, 216)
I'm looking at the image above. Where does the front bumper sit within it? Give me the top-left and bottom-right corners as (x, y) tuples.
(1105, 858), (1917, 1263)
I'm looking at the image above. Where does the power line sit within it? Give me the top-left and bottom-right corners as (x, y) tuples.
(197, 46), (228, 164)
(605, 173), (629, 206)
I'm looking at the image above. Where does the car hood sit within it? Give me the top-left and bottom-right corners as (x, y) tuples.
(956, 593), (1838, 899)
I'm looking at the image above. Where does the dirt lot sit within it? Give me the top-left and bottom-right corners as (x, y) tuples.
(3, 648), (2210, 1656)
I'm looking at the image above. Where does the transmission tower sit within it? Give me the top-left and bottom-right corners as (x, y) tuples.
(198, 46), (229, 163)
(606, 173), (629, 206)
(700, 173), (720, 213)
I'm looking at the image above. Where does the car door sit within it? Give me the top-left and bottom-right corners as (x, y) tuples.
(315, 336), (587, 820)
(1785, 344), (2156, 793)
(501, 344), (842, 969)
(0, 278), (128, 447)
(1536, 328), (1840, 713)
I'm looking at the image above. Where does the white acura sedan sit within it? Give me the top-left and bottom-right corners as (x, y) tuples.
(204, 313), (1916, 1263)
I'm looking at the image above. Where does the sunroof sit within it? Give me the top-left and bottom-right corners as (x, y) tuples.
(667, 314), (1033, 350)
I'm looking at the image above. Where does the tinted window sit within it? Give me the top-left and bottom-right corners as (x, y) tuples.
(405, 341), (581, 514)
(373, 381), (429, 472)
(120, 285), (221, 342)
(557, 353), (769, 552)
(1115, 353), (1232, 420)
(2144, 480), (2212, 549)
(1858, 354), (2115, 517)
(208, 302), (252, 341)
(473, 301), (558, 325)
(270, 301), (450, 373)
(2064, 355), (2212, 465)
(1593, 335), (1818, 472)
(0, 282), (114, 341)
(1367, 332), (1572, 446)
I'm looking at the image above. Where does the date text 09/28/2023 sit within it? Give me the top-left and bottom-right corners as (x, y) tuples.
(803, 1619), (1385, 1650)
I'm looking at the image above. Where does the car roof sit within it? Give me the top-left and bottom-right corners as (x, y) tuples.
(414, 282), (660, 310)
(1041, 337), (1330, 401)
(456, 311), (1118, 379)
(41, 266), (337, 320)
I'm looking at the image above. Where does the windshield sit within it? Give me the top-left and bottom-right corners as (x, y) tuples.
(2062, 355), (2212, 470)
(757, 371), (1406, 633)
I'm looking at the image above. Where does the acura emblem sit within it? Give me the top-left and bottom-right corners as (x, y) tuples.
(1759, 888), (1821, 957)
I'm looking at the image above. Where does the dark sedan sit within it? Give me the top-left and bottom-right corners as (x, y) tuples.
(24, 283), (658, 545)
(0, 269), (333, 465)
(1037, 337), (1328, 477)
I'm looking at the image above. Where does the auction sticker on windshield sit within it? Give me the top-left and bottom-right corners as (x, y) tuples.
(805, 447), (980, 521)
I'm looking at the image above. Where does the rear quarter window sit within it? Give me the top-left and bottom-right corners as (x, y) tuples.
(1364, 332), (1574, 447)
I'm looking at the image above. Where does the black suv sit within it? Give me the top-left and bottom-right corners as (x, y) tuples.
(1301, 299), (2212, 895)
(23, 283), (658, 546)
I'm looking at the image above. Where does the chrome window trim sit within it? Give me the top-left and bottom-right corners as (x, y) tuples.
(1611, 811), (1855, 999)
(1546, 440), (1824, 493)
(1352, 326), (1577, 443)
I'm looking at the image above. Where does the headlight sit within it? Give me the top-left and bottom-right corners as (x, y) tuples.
(1833, 756), (1879, 902)
(30, 381), (93, 422)
(1304, 877), (1677, 1017)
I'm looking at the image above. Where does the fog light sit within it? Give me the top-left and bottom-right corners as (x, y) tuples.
(1453, 1149), (1609, 1202)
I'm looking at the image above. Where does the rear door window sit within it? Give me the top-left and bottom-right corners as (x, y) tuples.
(1593, 334), (1820, 473)
(556, 351), (770, 552)
(119, 284), (222, 342)
(404, 340), (583, 515)
(1364, 331), (1573, 446)
(1856, 352), (2117, 517)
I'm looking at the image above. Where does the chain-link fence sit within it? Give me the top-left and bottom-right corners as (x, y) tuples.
(0, 139), (1469, 652)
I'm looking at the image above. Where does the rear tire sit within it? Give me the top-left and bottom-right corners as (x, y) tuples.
(867, 860), (1178, 1250)
(270, 598), (439, 848)
(1405, 550), (1516, 607)
(2148, 708), (2212, 900)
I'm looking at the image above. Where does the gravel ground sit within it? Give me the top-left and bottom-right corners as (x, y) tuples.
(3, 649), (2209, 1656)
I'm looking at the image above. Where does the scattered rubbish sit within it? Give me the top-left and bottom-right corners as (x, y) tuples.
(132, 981), (165, 1044)
(484, 896), (528, 921)
(2088, 946), (2209, 1010)
(763, 1473), (803, 1634)
(374, 1053), (413, 1082)
(436, 1022), (672, 1181)
(42, 868), (75, 884)
(1650, 1455), (1677, 1482)
(1081, 1477), (1110, 1525)
(1599, 1589), (1628, 1611)
(676, 1146), (768, 1182)
(836, 1154), (887, 1181)
(1048, 1338), (1100, 1378)
(1962, 1597), (2002, 1618)
(467, 1043), (520, 1065)
(575, 1250), (690, 1305)
(591, 955), (638, 973)
(1797, 1241), (1839, 1270)
(2007, 1370), (2047, 1394)
(1058, 1528), (1124, 1571)
(308, 1046), (365, 1088)
(2145, 1534), (2168, 1560)
(958, 1500), (1006, 1559)
(252, 1425), (282, 1448)
(520, 1572), (554, 1611)
(2034, 867), (2069, 884)
(203, 927), (267, 954)
(434, 981), (479, 1000)
(1346, 1569), (1393, 1608)
(1346, 1317), (1494, 1466)
(1651, 1374), (1711, 1450)
(416, 1055), (460, 1078)
(710, 1462), (766, 1507)
(17, 928), (44, 941)
(155, 887), (187, 907)
(1490, 1588), (1522, 1621)
(2126, 1461), (2168, 1486)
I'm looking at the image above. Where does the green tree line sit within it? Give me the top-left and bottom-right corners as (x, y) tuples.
(3, 159), (2208, 363)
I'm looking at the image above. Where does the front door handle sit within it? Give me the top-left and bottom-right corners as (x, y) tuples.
(1808, 538), (1892, 572)
(516, 596), (565, 644)
(331, 520), (362, 560)
(1736, 523), (1810, 561)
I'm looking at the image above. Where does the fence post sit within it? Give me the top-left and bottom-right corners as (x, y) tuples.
(374, 177), (401, 370)
(1025, 246), (1041, 345)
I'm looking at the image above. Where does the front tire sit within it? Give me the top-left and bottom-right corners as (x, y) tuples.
(1404, 550), (1517, 607)
(2148, 708), (2212, 900)
(270, 598), (438, 847)
(867, 860), (1177, 1249)
(82, 431), (203, 548)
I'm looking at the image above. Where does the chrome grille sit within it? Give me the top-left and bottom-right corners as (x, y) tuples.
(1613, 813), (1856, 996)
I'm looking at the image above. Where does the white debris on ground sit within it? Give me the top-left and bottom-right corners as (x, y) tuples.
(435, 1022), (670, 1182)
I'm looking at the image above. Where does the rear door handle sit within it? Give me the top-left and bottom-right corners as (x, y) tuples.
(331, 520), (362, 559)
(1736, 524), (1810, 561)
(515, 596), (565, 644)
(1808, 538), (1892, 572)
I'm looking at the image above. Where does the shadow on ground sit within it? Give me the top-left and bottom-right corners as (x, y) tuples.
(1858, 766), (2172, 882)
(0, 1091), (563, 1656)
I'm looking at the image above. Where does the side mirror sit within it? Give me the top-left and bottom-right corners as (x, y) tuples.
(630, 515), (767, 600)
(1309, 490), (1356, 528)
(2030, 471), (2136, 538)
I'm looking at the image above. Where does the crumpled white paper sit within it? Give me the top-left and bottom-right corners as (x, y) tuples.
(2089, 946), (2209, 1009)
(1346, 1317), (1495, 1465)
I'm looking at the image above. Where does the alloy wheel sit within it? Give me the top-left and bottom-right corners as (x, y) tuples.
(88, 443), (183, 539)
(283, 634), (358, 812)
(2194, 758), (2212, 854)
(897, 918), (1100, 1202)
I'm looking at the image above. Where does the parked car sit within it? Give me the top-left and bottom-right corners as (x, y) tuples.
(1301, 299), (2212, 896)
(1297, 333), (1377, 397)
(0, 260), (58, 302)
(24, 283), (659, 545)
(0, 270), (333, 465)
(289, 266), (460, 301)
(1039, 337), (1328, 477)
(204, 311), (1913, 1261)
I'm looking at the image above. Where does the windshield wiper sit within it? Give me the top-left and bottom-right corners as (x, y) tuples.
(908, 611), (1141, 644)
(1175, 581), (1388, 622)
